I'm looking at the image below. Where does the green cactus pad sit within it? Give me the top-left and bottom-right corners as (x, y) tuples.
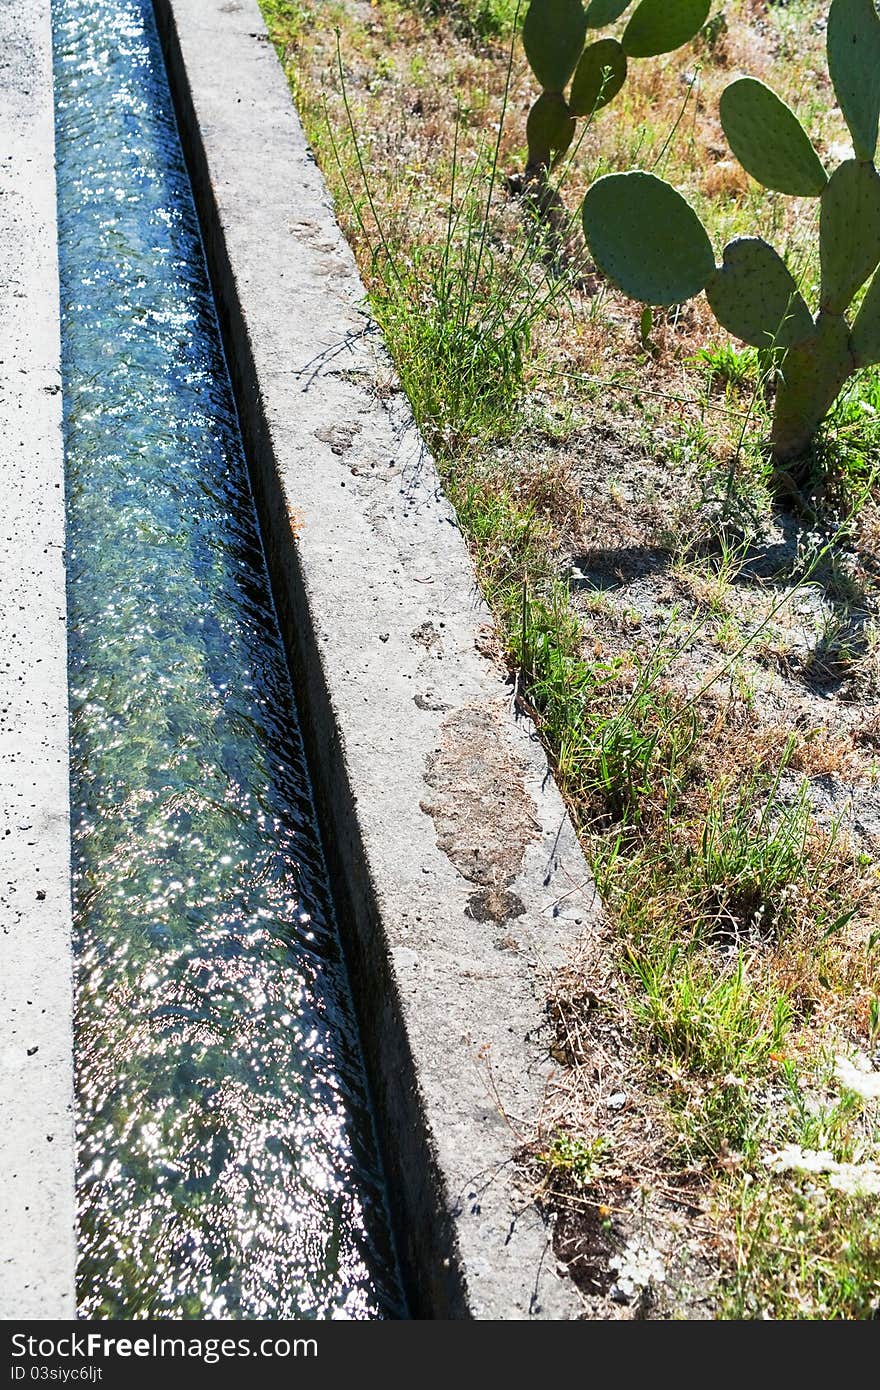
(585, 0), (632, 25)
(827, 0), (880, 161)
(527, 92), (577, 167)
(569, 38), (627, 116)
(705, 238), (815, 349)
(772, 312), (852, 461)
(819, 159), (880, 314)
(852, 267), (880, 367)
(523, 0), (588, 92)
(581, 171), (714, 304)
(621, 0), (710, 58)
(719, 79), (827, 196)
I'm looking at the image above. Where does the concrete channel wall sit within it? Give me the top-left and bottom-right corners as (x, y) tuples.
(0, 0), (77, 1320)
(153, 0), (595, 1319)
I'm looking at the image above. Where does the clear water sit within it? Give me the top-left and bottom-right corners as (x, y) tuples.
(52, 0), (403, 1319)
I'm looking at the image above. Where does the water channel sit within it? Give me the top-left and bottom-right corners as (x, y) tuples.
(53, 0), (403, 1319)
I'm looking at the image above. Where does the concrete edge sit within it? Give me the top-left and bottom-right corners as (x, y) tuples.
(0, 0), (77, 1319)
(153, 0), (597, 1319)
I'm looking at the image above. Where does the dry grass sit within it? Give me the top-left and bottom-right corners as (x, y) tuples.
(261, 0), (880, 1317)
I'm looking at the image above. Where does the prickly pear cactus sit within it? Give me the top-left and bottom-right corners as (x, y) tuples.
(621, 0), (711, 58)
(569, 38), (627, 116)
(719, 79), (827, 197)
(584, 0), (632, 26)
(527, 92), (577, 167)
(705, 239), (814, 350)
(579, 0), (880, 464)
(819, 160), (880, 313)
(523, 0), (588, 93)
(827, 0), (880, 161)
(523, 0), (711, 169)
(772, 314), (853, 463)
(853, 268), (880, 368)
(581, 171), (714, 303)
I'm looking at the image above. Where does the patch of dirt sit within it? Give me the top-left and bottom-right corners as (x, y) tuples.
(519, 928), (723, 1318)
(539, 412), (880, 859)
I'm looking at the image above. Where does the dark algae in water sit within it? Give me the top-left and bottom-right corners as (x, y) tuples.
(52, 0), (403, 1318)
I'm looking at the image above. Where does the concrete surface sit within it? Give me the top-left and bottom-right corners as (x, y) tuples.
(0, 0), (77, 1319)
(154, 0), (597, 1319)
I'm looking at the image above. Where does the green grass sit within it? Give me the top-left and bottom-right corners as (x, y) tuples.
(718, 1057), (880, 1318)
(414, 0), (521, 40)
(537, 1131), (611, 1185)
(320, 18), (589, 456)
(722, 1180), (880, 1319)
(512, 591), (701, 826)
(693, 768), (830, 937)
(626, 948), (792, 1159)
(629, 949), (791, 1080)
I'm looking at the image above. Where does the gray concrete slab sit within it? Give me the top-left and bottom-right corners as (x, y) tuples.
(0, 0), (77, 1320)
(155, 0), (596, 1318)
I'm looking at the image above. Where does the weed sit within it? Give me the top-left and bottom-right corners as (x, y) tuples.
(538, 1130), (611, 1185)
(628, 949), (791, 1080)
(416, 0), (521, 42)
(720, 1177), (880, 1319)
(803, 608), (871, 685)
(673, 531), (749, 613)
(694, 341), (761, 394)
(692, 766), (820, 937)
(324, 16), (592, 455)
(516, 591), (699, 826)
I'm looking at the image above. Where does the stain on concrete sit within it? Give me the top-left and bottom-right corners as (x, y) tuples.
(314, 421), (360, 455)
(411, 620), (443, 652)
(465, 887), (526, 922)
(413, 690), (449, 712)
(420, 701), (538, 922)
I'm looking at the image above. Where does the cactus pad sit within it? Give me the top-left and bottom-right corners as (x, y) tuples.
(819, 159), (880, 314)
(719, 79), (827, 196)
(523, 0), (588, 92)
(569, 39), (627, 116)
(827, 0), (880, 161)
(581, 171), (714, 304)
(772, 312), (852, 462)
(621, 0), (710, 58)
(584, 0), (632, 25)
(527, 92), (577, 167)
(705, 238), (815, 350)
(852, 268), (880, 367)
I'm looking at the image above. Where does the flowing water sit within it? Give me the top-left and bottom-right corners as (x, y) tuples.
(52, 0), (403, 1319)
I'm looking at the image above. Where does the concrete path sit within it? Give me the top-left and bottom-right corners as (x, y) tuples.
(0, 0), (77, 1321)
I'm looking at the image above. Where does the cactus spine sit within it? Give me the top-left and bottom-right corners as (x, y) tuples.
(579, 0), (880, 463)
(522, 0), (711, 170)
